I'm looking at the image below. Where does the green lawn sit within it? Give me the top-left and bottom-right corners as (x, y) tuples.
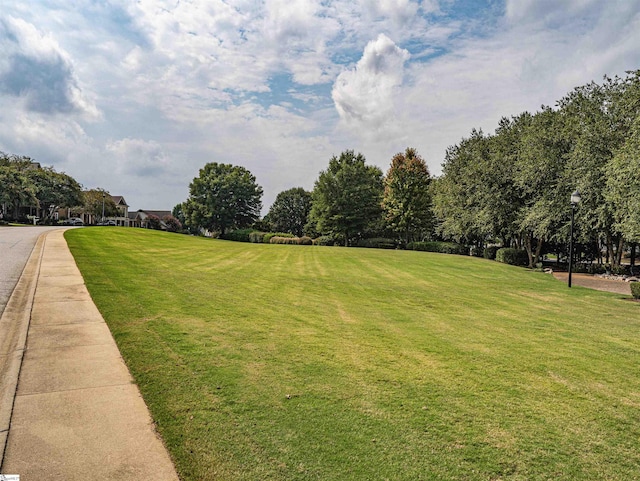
(66, 228), (640, 481)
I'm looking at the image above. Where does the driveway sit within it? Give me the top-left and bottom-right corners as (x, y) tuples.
(0, 226), (67, 317)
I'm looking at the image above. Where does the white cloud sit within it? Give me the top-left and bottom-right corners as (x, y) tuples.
(0, 16), (100, 118)
(106, 138), (171, 177)
(1, 0), (640, 214)
(332, 34), (410, 137)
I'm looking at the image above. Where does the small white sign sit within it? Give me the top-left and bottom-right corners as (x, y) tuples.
(0, 475), (20, 481)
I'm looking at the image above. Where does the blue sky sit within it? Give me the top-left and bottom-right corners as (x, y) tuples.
(1, 0), (639, 213)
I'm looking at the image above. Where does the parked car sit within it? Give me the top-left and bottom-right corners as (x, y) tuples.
(64, 217), (84, 226)
(96, 220), (117, 226)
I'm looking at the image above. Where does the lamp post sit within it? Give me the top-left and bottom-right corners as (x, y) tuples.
(568, 190), (581, 288)
(101, 192), (106, 224)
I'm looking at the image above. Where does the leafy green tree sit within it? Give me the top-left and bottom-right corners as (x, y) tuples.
(605, 117), (640, 243)
(0, 165), (37, 220)
(513, 107), (572, 267)
(184, 163), (263, 235)
(432, 129), (491, 245)
(172, 203), (187, 226)
(27, 167), (83, 221)
(382, 147), (432, 244)
(79, 189), (119, 223)
(267, 187), (312, 237)
(308, 150), (383, 246)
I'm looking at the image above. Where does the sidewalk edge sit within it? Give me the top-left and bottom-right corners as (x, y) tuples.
(0, 230), (48, 469)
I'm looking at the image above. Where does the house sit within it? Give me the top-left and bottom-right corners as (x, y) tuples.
(128, 209), (172, 229)
(109, 196), (129, 226)
(58, 194), (130, 225)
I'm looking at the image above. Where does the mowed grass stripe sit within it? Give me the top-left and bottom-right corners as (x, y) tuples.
(65, 228), (640, 480)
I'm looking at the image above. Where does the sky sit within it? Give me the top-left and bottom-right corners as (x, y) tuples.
(1, 0), (639, 213)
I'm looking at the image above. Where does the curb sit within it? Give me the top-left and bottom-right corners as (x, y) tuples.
(0, 231), (47, 469)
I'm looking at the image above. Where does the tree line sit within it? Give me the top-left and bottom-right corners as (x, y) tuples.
(0, 152), (119, 223)
(175, 147), (433, 247)
(178, 70), (639, 269)
(433, 70), (640, 267)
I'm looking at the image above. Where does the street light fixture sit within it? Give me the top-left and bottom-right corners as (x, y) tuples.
(568, 190), (581, 288)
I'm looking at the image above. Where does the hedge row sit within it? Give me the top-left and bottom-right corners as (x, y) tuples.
(406, 241), (468, 255)
(313, 236), (335, 246)
(495, 248), (529, 266)
(355, 238), (398, 249)
(631, 282), (640, 299)
(270, 236), (313, 245)
(221, 228), (254, 242)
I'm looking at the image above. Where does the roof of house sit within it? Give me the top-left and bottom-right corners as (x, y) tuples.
(138, 209), (172, 219)
(111, 195), (128, 206)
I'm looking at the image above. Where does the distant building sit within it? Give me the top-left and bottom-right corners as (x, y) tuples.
(109, 196), (129, 226)
(128, 209), (172, 229)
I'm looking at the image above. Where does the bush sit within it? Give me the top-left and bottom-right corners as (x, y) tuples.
(313, 236), (335, 246)
(483, 246), (499, 260)
(269, 236), (310, 245)
(631, 282), (640, 299)
(263, 232), (295, 243)
(587, 263), (607, 275)
(147, 214), (162, 230)
(495, 248), (529, 266)
(355, 238), (397, 249)
(406, 241), (468, 255)
(162, 215), (182, 232)
(249, 231), (267, 243)
(221, 228), (254, 242)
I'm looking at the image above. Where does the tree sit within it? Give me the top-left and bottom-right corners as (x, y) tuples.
(267, 187), (312, 236)
(147, 214), (162, 230)
(0, 165), (37, 220)
(79, 189), (119, 223)
(163, 214), (182, 232)
(432, 129), (492, 245)
(184, 163), (263, 235)
(605, 116), (640, 243)
(382, 147), (432, 244)
(308, 150), (383, 246)
(513, 107), (572, 267)
(27, 167), (83, 221)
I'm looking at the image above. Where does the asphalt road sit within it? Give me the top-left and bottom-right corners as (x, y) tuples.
(0, 227), (66, 317)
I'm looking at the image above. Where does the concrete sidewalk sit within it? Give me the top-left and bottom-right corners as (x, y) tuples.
(0, 230), (179, 480)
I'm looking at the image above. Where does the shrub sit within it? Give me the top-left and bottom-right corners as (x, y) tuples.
(221, 228), (254, 242)
(313, 236), (335, 246)
(495, 248), (529, 266)
(147, 214), (162, 230)
(483, 246), (499, 260)
(355, 238), (397, 249)
(263, 232), (295, 243)
(162, 215), (182, 232)
(631, 282), (640, 299)
(269, 236), (308, 245)
(249, 231), (267, 243)
(406, 241), (468, 255)
(587, 263), (607, 275)
(299, 236), (313, 245)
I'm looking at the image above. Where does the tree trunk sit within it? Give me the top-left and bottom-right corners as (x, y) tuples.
(615, 237), (624, 267)
(606, 233), (614, 266)
(534, 238), (544, 267)
(630, 243), (636, 267)
(524, 234), (534, 268)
